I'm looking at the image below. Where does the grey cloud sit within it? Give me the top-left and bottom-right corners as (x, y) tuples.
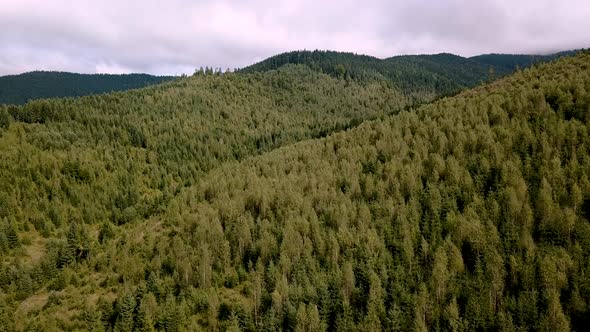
(379, 0), (590, 56)
(0, 0), (588, 75)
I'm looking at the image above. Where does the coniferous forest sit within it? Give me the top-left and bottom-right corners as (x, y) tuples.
(240, 50), (573, 102)
(0, 50), (589, 331)
(0, 72), (175, 105)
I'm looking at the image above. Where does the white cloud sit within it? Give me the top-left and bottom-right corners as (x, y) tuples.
(0, 0), (588, 75)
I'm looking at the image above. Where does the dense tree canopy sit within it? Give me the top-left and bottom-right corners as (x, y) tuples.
(0, 64), (410, 330)
(0, 71), (175, 105)
(0, 51), (588, 331)
(469, 50), (576, 74)
(241, 50), (573, 103)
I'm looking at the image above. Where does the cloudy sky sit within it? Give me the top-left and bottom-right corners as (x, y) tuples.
(0, 0), (588, 76)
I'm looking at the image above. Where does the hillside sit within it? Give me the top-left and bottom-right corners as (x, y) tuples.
(242, 50), (574, 103)
(0, 52), (509, 331)
(0, 65), (410, 329)
(470, 50), (578, 75)
(0, 71), (176, 105)
(383, 53), (489, 100)
(155, 52), (590, 331)
(0, 49), (587, 331)
(3, 51), (574, 107)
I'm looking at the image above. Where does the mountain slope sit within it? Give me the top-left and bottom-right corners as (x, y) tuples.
(469, 50), (578, 75)
(0, 71), (176, 105)
(0, 64), (411, 329)
(242, 50), (575, 102)
(0, 52), (589, 330)
(62, 51), (590, 331)
(383, 53), (489, 99)
(162, 51), (590, 331)
(0, 63), (406, 239)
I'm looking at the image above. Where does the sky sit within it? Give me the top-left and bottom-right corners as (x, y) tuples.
(0, 0), (589, 76)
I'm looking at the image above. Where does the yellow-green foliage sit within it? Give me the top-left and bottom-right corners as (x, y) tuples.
(1, 52), (590, 331)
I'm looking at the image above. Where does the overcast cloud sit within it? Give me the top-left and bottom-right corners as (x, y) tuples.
(0, 0), (588, 75)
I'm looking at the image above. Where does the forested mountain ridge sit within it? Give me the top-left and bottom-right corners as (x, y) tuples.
(0, 64), (412, 330)
(0, 71), (176, 105)
(136, 53), (590, 331)
(0, 63), (406, 242)
(241, 50), (484, 101)
(469, 50), (578, 75)
(242, 49), (575, 102)
(128, 51), (587, 331)
(158, 51), (590, 331)
(0, 49), (586, 331)
(383, 53), (489, 100)
(2, 50), (574, 107)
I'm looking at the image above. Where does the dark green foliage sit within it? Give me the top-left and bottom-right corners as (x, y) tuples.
(114, 291), (137, 332)
(0, 106), (11, 129)
(469, 50), (577, 74)
(242, 49), (573, 103)
(0, 71), (175, 105)
(10, 99), (58, 123)
(2, 218), (20, 249)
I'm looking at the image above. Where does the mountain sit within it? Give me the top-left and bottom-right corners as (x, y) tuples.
(383, 53), (489, 99)
(242, 50), (575, 102)
(166, 51), (590, 330)
(469, 50), (578, 74)
(0, 71), (176, 105)
(0, 50), (589, 330)
(2, 50), (575, 107)
(0, 65), (408, 330)
(0, 63), (406, 236)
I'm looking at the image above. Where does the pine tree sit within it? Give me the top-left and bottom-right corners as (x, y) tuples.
(307, 305), (324, 332)
(83, 306), (105, 332)
(136, 293), (157, 332)
(539, 289), (570, 331)
(115, 292), (137, 332)
(295, 304), (308, 332)
(0, 106), (11, 129)
(336, 302), (355, 331)
(5, 218), (20, 249)
(444, 297), (461, 332)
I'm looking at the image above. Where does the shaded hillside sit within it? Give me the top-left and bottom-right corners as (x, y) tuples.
(470, 50), (578, 74)
(383, 53), (489, 100)
(241, 50), (483, 101)
(0, 71), (176, 105)
(241, 50), (384, 81)
(242, 50), (575, 102)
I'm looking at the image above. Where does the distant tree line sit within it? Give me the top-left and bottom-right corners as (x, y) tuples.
(0, 71), (176, 105)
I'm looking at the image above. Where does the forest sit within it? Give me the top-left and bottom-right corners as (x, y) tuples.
(0, 50), (588, 331)
(241, 50), (572, 103)
(0, 72), (175, 105)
